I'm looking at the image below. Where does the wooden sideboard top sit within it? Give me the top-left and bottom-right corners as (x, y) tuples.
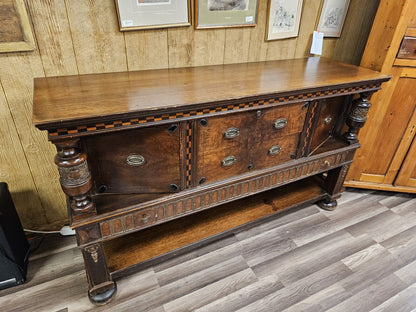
(33, 57), (389, 129)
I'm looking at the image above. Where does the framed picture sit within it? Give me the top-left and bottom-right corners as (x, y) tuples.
(0, 0), (35, 53)
(266, 0), (303, 41)
(317, 0), (350, 37)
(115, 0), (191, 31)
(195, 0), (259, 29)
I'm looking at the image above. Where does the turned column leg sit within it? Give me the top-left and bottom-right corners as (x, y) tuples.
(53, 139), (116, 304)
(344, 91), (373, 143)
(54, 139), (95, 214)
(318, 164), (351, 211)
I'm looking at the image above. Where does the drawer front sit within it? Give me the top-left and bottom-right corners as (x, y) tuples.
(252, 102), (307, 170)
(195, 111), (253, 183)
(85, 124), (182, 194)
(195, 102), (307, 184)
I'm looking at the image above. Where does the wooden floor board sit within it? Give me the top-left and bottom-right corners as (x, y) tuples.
(236, 261), (352, 312)
(368, 283), (416, 312)
(1, 189), (416, 312)
(395, 260), (416, 286)
(194, 275), (284, 312)
(327, 274), (408, 312)
(163, 269), (257, 312)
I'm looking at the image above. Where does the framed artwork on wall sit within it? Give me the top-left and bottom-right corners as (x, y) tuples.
(266, 0), (304, 41)
(0, 0), (35, 53)
(317, 0), (350, 37)
(195, 0), (259, 29)
(115, 0), (191, 31)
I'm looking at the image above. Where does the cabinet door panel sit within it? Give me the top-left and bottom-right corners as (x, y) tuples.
(85, 124), (182, 194)
(310, 97), (345, 153)
(395, 133), (416, 187)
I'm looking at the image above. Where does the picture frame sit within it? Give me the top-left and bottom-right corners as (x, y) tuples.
(195, 0), (259, 29)
(317, 0), (350, 37)
(0, 0), (36, 53)
(266, 0), (303, 41)
(115, 0), (192, 31)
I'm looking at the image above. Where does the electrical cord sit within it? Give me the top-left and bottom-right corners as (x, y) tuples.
(24, 226), (75, 236)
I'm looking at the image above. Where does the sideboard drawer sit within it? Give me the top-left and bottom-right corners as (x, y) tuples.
(195, 102), (307, 184)
(84, 124), (182, 194)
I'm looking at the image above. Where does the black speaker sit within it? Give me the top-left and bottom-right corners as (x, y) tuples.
(0, 182), (29, 290)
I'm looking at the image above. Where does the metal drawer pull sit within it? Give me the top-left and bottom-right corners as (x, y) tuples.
(222, 156), (237, 167)
(224, 127), (240, 139)
(324, 160), (331, 167)
(126, 154), (146, 166)
(269, 145), (282, 155)
(274, 118), (288, 129)
(324, 116), (332, 125)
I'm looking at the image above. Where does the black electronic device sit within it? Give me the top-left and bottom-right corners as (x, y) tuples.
(0, 182), (29, 290)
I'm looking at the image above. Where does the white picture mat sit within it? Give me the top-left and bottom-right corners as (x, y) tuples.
(317, 0), (350, 37)
(266, 0), (303, 40)
(116, 0), (189, 30)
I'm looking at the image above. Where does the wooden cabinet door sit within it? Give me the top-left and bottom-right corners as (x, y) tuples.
(84, 124), (183, 194)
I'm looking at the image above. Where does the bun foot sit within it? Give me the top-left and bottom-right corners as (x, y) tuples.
(318, 199), (338, 211)
(88, 282), (117, 305)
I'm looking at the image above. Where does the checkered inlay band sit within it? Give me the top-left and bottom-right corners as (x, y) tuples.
(48, 83), (381, 138)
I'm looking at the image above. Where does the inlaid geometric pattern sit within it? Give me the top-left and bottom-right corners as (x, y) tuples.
(99, 149), (356, 239)
(48, 83), (381, 138)
(185, 123), (192, 188)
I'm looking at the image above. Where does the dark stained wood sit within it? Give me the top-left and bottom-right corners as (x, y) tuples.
(310, 97), (345, 153)
(195, 102), (307, 184)
(103, 178), (326, 273)
(32, 58), (390, 303)
(32, 57), (389, 128)
(85, 124), (183, 194)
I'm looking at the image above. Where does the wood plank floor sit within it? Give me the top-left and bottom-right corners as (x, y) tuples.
(1, 188), (416, 312)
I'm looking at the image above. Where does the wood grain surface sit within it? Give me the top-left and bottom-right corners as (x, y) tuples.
(1, 189), (416, 311)
(33, 57), (388, 127)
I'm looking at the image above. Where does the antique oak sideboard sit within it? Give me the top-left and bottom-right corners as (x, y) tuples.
(33, 57), (389, 304)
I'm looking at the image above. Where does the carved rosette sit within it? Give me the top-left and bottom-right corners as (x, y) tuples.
(344, 92), (373, 143)
(54, 139), (95, 214)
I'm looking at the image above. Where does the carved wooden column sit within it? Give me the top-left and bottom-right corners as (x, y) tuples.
(54, 139), (95, 214)
(54, 139), (116, 304)
(344, 92), (373, 143)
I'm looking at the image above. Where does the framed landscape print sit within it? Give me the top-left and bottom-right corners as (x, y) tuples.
(115, 0), (191, 31)
(266, 0), (303, 41)
(195, 0), (259, 29)
(317, 0), (350, 37)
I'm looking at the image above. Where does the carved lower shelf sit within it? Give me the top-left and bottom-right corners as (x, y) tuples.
(103, 177), (327, 277)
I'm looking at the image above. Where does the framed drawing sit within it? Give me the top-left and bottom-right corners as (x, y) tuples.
(317, 0), (350, 37)
(195, 0), (259, 29)
(266, 0), (303, 41)
(115, 0), (191, 31)
(0, 0), (35, 53)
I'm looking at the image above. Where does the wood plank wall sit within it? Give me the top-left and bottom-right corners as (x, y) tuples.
(0, 0), (379, 230)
